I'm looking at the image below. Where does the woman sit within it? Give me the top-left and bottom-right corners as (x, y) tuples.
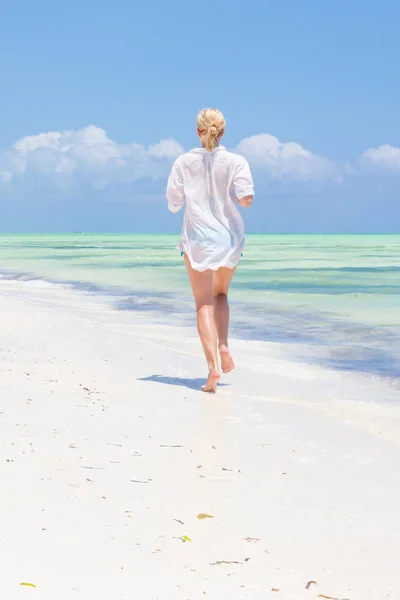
(167, 108), (254, 392)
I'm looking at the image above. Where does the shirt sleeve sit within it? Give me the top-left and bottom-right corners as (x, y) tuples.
(233, 157), (254, 200)
(167, 159), (185, 213)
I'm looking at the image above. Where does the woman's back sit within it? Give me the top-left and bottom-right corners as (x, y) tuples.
(167, 146), (254, 271)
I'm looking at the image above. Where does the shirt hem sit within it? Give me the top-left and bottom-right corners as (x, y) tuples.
(177, 240), (244, 272)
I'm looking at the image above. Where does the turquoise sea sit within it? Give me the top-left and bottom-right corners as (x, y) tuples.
(0, 234), (399, 381)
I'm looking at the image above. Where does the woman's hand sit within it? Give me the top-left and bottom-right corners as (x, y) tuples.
(238, 195), (253, 208)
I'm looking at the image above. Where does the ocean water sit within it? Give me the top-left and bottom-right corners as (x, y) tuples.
(0, 234), (399, 382)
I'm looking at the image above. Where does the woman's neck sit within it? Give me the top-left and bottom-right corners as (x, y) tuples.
(201, 141), (220, 149)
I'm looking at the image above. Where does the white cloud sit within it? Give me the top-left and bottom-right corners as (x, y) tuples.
(0, 125), (185, 193)
(360, 144), (400, 170)
(1, 125), (397, 200)
(236, 133), (339, 182)
(148, 138), (184, 159)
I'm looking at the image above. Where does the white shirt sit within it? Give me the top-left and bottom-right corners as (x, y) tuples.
(166, 146), (254, 272)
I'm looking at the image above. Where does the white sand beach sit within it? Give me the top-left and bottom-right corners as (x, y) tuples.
(1, 278), (400, 600)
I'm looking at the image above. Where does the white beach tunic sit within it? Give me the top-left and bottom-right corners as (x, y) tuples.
(166, 146), (254, 272)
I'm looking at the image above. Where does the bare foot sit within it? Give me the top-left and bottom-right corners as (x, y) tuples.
(202, 368), (220, 393)
(219, 345), (235, 373)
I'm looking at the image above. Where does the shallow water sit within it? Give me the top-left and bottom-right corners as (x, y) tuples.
(1, 233), (399, 381)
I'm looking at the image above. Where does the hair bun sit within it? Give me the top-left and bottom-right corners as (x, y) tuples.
(197, 108), (226, 152)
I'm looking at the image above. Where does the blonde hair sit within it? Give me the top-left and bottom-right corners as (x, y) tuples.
(197, 108), (226, 152)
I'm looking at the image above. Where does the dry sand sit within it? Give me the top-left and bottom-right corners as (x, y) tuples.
(1, 279), (399, 599)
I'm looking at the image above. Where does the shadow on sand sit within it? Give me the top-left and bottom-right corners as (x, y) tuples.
(138, 374), (229, 392)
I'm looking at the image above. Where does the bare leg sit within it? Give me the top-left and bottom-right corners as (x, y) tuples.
(184, 254), (220, 392)
(213, 294), (230, 347)
(213, 266), (236, 373)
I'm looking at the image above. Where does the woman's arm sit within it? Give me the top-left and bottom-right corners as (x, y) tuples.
(167, 158), (185, 213)
(233, 157), (254, 208)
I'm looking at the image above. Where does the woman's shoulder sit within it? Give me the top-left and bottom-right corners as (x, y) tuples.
(174, 147), (249, 167)
(170, 151), (191, 172)
(219, 149), (249, 167)
(174, 148), (203, 165)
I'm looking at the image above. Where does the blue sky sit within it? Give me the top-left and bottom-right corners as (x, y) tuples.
(1, 0), (399, 233)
